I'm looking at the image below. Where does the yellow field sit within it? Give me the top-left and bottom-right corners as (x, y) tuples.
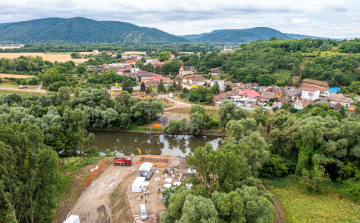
(123, 51), (146, 55)
(0, 74), (36, 79)
(0, 52), (91, 63)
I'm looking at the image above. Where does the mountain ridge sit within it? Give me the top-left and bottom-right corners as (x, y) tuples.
(0, 17), (188, 44)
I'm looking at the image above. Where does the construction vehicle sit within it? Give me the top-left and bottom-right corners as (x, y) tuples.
(113, 157), (132, 166)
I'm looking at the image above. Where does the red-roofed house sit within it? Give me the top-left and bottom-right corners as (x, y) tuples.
(137, 70), (148, 73)
(301, 88), (320, 100)
(125, 60), (139, 65)
(153, 62), (165, 67)
(238, 89), (261, 101)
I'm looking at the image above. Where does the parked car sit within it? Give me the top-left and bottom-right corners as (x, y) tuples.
(140, 204), (148, 220)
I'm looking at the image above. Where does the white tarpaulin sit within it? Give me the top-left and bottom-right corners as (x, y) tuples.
(139, 162), (153, 172)
(132, 177), (146, 193)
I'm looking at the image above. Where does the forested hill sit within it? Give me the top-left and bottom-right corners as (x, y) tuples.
(0, 17), (189, 44)
(182, 27), (329, 44)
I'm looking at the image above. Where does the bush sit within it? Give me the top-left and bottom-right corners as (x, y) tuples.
(48, 81), (68, 92)
(28, 78), (39, 85)
(84, 146), (100, 157)
(342, 178), (360, 202)
(260, 154), (294, 179)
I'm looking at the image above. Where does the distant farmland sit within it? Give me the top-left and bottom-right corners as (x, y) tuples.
(0, 52), (91, 63)
(0, 74), (36, 79)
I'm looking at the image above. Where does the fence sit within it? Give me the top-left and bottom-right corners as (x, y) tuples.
(82, 158), (109, 187)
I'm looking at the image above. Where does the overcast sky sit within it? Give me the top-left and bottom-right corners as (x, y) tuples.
(1, 0), (359, 38)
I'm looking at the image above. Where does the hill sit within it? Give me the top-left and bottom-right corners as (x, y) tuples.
(182, 27), (332, 44)
(0, 17), (188, 44)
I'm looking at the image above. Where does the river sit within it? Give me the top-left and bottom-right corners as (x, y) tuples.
(87, 131), (223, 157)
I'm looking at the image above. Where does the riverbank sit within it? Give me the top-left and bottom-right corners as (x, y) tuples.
(87, 128), (227, 137)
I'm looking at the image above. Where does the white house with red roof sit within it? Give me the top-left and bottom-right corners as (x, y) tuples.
(238, 89), (261, 101)
(301, 88), (320, 100)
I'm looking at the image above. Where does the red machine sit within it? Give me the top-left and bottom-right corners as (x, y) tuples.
(113, 157), (132, 166)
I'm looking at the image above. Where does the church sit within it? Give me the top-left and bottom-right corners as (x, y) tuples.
(179, 62), (198, 76)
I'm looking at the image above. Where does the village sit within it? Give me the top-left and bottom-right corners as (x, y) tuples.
(87, 49), (354, 113)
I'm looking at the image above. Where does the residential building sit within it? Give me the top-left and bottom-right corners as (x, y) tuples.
(329, 94), (352, 107)
(237, 89), (261, 101)
(332, 103), (342, 111)
(209, 68), (220, 75)
(110, 84), (143, 96)
(278, 96), (292, 104)
(294, 99), (312, 110)
(211, 80), (225, 90)
(130, 68), (140, 73)
(146, 58), (159, 64)
(125, 60), (139, 65)
(179, 62), (198, 76)
(322, 87), (340, 97)
(182, 74), (205, 84)
(272, 101), (282, 109)
(214, 90), (238, 103)
(273, 87), (286, 98)
(93, 49), (100, 55)
(259, 92), (274, 105)
(286, 88), (302, 100)
(153, 62), (165, 67)
(301, 88), (320, 100)
(259, 86), (269, 92)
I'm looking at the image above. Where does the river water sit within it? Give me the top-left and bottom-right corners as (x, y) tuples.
(87, 131), (223, 157)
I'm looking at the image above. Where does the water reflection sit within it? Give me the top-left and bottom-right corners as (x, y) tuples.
(86, 131), (223, 157)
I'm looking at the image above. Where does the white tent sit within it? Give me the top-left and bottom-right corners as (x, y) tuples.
(138, 162), (154, 177)
(63, 215), (80, 223)
(132, 177), (146, 193)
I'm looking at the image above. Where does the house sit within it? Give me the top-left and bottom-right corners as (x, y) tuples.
(209, 68), (220, 75)
(332, 103), (342, 111)
(153, 62), (165, 67)
(125, 60), (139, 65)
(329, 94), (352, 107)
(301, 88), (320, 100)
(278, 96), (292, 104)
(272, 101), (282, 109)
(179, 62), (198, 76)
(107, 51), (113, 56)
(294, 99), (312, 110)
(273, 87), (286, 98)
(211, 80), (225, 90)
(214, 90), (238, 103)
(286, 88), (302, 100)
(315, 98), (331, 107)
(238, 89), (261, 102)
(190, 77), (209, 86)
(170, 54), (176, 59)
(260, 86), (269, 92)
(110, 84), (144, 96)
(93, 49), (100, 55)
(183, 74), (205, 84)
(146, 58), (159, 64)
(130, 68), (140, 73)
(259, 92), (274, 104)
(322, 87), (340, 97)
(252, 83), (258, 88)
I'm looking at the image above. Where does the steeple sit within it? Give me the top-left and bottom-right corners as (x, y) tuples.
(181, 61), (184, 68)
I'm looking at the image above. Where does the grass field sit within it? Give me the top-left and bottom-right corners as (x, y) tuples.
(0, 82), (38, 90)
(0, 73), (36, 79)
(265, 178), (360, 223)
(0, 52), (91, 63)
(0, 46), (22, 49)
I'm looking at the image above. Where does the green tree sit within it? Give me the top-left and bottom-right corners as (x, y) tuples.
(0, 123), (61, 223)
(218, 100), (238, 127)
(135, 60), (144, 68)
(211, 82), (220, 95)
(225, 84), (232, 92)
(158, 51), (170, 62)
(253, 106), (270, 126)
(140, 82), (146, 91)
(158, 79), (166, 93)
(189, 113), (205, 135)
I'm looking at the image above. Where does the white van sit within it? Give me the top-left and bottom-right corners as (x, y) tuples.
(140, 204), (148, 220)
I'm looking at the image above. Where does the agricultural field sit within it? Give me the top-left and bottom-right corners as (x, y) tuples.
(0, 89), (45, 95)
(0, 73), (36, 79)
(0, 52), (92, 63)
(265, 178), (360, 223)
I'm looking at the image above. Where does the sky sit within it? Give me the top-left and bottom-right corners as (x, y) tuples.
(1, 0), (359, 38)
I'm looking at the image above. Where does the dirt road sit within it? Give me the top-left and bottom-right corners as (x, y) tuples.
(71, 158), (141, 223)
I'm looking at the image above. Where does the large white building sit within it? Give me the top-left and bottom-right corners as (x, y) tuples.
(301, 88), (320, 100)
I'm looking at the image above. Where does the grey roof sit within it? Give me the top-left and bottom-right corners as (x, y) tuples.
(286, 88), (302, 96)
(184, 66), (197, 71)
(135, 73), (157, 77)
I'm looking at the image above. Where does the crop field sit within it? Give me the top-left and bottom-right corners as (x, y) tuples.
(0, 52), (92, 63)
(0, 73), (36, 79)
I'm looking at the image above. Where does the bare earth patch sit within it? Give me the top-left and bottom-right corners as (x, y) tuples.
(0, 73), (36, 79)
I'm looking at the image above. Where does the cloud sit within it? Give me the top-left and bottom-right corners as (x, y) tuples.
(292, 18), (310, 24)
